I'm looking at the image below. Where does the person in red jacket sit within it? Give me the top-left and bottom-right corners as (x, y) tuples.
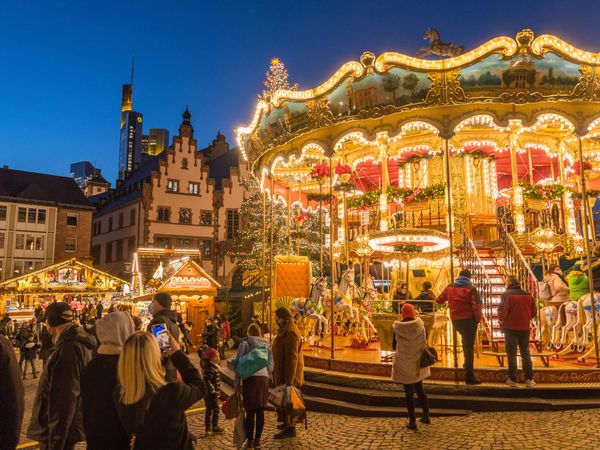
(498, 276), (537, 388)
(436, 269), (483, 385)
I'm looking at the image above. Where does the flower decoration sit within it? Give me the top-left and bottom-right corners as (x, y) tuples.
(296, 212), (308, 224)
(519, 182), (566, 200)
(573, 160), (593, 175)
(335, 163), (353, 176)
(310, 163), (331, 181)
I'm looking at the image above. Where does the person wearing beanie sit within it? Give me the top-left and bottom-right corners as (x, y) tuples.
(200, 345), (223, 436)
(147, 292), (180, 382)
(272, 307), (304, 440)
(415, 281), (436, 337)
(81, 312), (135, 450)
(392, 303), (430, 430)
(436, 269), (483, 385)
(498, 276), (537, 388)
(567, 263), (590, 302)
(27, 302), (97, 450)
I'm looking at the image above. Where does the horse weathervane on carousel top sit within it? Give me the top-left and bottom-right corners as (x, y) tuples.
(416, 28), (465, 58)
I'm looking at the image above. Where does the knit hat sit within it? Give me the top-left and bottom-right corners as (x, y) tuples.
(45, 302), (73, 327)
(203, 347), (219, 360)
(401, 303), (416, 319)
(154, 292), (172, 309)
(459, 269), (472, 278)
(96, 311), (135, 355)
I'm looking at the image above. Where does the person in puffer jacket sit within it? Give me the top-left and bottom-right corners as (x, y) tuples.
(201, 347), (223, 437)
(567, 263), (590, 301)
(436, 269), (482, 385)
(498, 276), (537, 388)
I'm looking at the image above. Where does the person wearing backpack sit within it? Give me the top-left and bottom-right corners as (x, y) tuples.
(392, 303), (431, 430)
(114, 331), (206, 450)
(236, 323), (274, 450)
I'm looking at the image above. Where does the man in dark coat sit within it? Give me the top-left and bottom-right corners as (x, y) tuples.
(27, 302), (96, 450)
(147, 293), (180, 382)
(0, 334), (24, 450)
(16, 320), (38, 379)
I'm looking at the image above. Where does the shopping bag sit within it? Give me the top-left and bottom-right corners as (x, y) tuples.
(419, 345), (438, 368)
(222, 385), (242, 420)
(232, 411), (246, 449)
(268, 384), (286, 408)
(234, 344), (269, 380)
(283, 385), (306, 417)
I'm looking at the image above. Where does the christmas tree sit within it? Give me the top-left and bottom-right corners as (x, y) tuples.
(260, 57), (298, 101)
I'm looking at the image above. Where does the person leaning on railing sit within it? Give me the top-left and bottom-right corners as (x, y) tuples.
(415, 281), (436, 338)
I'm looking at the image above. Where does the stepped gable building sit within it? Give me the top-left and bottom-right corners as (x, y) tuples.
(91, 108), (248, 285)
(0, 167), (94, 280)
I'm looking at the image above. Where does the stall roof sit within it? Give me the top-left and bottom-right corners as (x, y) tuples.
(158, 259), (221, 294)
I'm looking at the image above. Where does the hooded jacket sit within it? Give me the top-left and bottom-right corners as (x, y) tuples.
(568, 270), (589, 301)
(435, 276), (483, 322)
(147, 309), (180, 382)
(498, 283), (537, 331)
(27, 324), (96, 448)
(545, 272), (570, 304)
(392, 317), (430, 384)
(0, 335), (24, 450)
(272, 318), (304, 387)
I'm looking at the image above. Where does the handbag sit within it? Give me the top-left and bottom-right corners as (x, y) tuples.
(234, 344), (269, 380)
(232, 411), (246, 449)
(283, 385), (306, 417)
(222, 384), (242, 420)
(419, 345), (438, 368)
(269, 384), (286, 408)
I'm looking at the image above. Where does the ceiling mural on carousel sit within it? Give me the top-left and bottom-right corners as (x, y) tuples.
(237, 29), (600, 169)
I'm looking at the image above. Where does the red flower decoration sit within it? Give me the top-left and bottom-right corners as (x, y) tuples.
(296, 212), (308, 224)
(335, 163), (353, 176)
(310, 163), (331, 180)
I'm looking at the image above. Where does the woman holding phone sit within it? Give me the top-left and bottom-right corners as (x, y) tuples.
(114, 331), (207, 450)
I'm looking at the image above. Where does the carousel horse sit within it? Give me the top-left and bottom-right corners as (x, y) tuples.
(305, 277), (329, 338)
(575, 292), (600, 352)
(551, 300), (581, 351)
(540, 305), (559, 350)
(335, 268), (361, 322)
(416, 28), (465, 58)
(359, 289), (379, 335)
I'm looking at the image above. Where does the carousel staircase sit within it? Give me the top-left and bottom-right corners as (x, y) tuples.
(218, 362), (600, 415)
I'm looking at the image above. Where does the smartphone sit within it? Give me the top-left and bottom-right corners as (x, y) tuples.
(151, 323), (172, 352)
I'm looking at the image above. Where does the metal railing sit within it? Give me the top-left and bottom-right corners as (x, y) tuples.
(456, 219), (496, 346)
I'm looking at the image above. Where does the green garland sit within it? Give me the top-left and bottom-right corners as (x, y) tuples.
(346, 183), (445, 209)
(393, 243), (423, 253)
(519, 182), (566, 200)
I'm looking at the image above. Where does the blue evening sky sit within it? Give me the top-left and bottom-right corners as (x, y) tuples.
(0, 0), (599, 183)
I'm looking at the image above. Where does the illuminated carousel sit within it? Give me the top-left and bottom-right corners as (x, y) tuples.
(236, 29), (600, 383)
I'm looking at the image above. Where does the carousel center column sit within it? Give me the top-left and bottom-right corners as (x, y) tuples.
(377, 133), (390, 232)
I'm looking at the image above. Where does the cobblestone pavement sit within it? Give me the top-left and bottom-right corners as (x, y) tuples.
(17, 357), (600, 450)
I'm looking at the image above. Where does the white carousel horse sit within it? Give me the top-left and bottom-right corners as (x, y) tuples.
(359, 289), (379, 335)
(575, 293), (600, 352)
(540, 305), (558, 350)
(306, 277), (329, 337)
(551, 301), (581, 351)
(335, 268), (361, 322)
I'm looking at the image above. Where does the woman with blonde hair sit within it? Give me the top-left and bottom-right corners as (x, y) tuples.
(114, 331), (206, 449)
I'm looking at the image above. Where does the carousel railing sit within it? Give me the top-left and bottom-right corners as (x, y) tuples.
(456, 219), (496, 347)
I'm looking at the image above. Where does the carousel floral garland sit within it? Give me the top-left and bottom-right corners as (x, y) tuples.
(518, 182), (566, 200)
(392, 243), (423, 253)
(346, 183), (445, 209)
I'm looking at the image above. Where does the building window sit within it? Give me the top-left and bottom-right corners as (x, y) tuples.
(155, 236), (171, 248)
(118, 213), (124, 228)
(0, 205), (6, 221)
(181, 158), (189, 169)
(15, 234), (24, 250)
(67, 213), (79, 227)
(127, 236), (136, 255)
(37, 209), (46, 224)
(200, 210), (212, 226)
(200, 239), (212, 259)
(188, 182), (199, 195)
(91, 245), (101, 263)
(166, 179), (179, 193)
(65, 237), (77, 252)
(105, 242), (112, 263)
(227, 209), (240, 240)
(97, 221), (102, 234)
(157, 207), (170, 222)
(179, 208), (192, 224)
(130, 208), (136, 226)
(176, 237), (193, 248)
(108, 217), (113, 232)
(17, 208), (26, 223)
(28, 209), (37, 223)
(34, 236), (43, 250)
(0, 232), (4, 249)
(115, 240), (124, 262)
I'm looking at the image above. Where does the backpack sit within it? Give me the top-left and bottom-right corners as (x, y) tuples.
(538, 280), (552, 299)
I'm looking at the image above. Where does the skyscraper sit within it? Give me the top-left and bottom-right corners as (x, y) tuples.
(141, 128), (170, 156)
(118, 82), (143, 180)
(70, 161), (101, 188)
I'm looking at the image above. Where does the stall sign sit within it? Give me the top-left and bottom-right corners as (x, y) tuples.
(168, 276), (211, 289)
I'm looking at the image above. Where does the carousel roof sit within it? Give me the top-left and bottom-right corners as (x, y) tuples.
(236, 29), (600, 183)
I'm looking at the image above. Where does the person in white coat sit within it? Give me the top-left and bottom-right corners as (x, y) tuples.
(544, 265), (570, 307)
(392, 303), (430, 430)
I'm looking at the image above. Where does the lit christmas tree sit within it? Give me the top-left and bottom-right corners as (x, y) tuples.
(260, 57), (298, 101)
